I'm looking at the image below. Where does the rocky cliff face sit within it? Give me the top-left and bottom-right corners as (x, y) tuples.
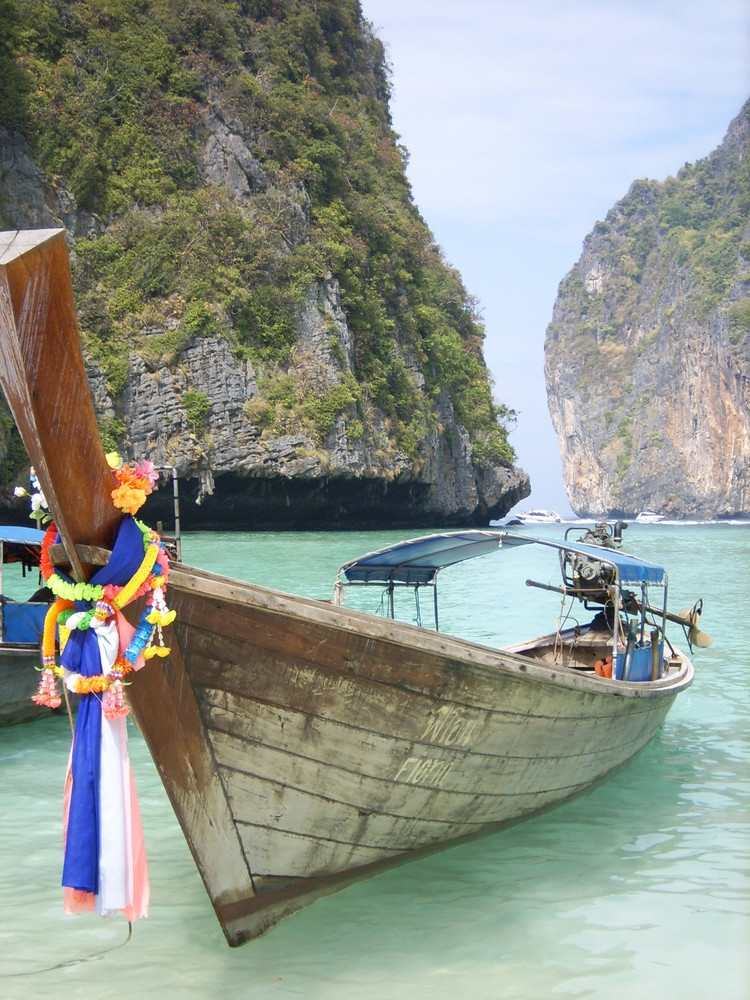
(545, 101), (750, 519)
(0, 0), (530, 529)
(1, 124), (528, 528)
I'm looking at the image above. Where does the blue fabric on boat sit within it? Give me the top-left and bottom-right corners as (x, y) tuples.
(2, 601), (48, 642)
(61, 631), (103, 893)
(88, 515), (147, 589)
(340, 530), (502, 586)
(60, 515), (146, 895)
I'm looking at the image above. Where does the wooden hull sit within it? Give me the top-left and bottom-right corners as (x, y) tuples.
(126, 561), (693, 945)
(0, 641), (74, 727)
(0, 645), (48, 726)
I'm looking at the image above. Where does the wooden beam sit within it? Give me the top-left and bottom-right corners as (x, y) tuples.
(0, 228), (121, 578)
(0, 228), (256, 938)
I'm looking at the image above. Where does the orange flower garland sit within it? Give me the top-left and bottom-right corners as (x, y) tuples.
(39, 522), (56, 578)
(110, 460), (158, 516)
(65, 659), (135, 695)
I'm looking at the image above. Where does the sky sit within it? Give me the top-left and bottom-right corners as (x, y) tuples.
(361, 0), (750, 516)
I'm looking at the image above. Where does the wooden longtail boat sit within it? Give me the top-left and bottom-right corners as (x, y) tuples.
(0, 524), (54, 725)
(0, 229), (697, 945)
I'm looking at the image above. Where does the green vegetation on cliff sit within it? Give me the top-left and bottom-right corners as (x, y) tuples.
(548, 110), (750, 371)
(0, 0), (515, 466)
(545, 100), (749, 517)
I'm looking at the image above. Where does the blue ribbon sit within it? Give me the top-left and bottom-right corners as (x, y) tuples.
(60, 516), (150, 894)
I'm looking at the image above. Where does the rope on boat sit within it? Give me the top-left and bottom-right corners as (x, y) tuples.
(553, 587), (580, 663)
(553, 591), (567, 662)
(6, 921), (132, 977)
(553, 587), (624, 668)
(413, 587), (422, 628)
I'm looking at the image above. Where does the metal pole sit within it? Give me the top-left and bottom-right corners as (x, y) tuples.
(171, 466), (181, 561)
(0, 541), (4, 640)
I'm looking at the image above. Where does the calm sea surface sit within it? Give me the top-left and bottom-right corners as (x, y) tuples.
(1, 522), (748, 999)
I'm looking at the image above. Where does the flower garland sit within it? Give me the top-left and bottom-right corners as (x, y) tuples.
(31, 459), (173, 719)
(31, 596), (74, 709)
(109, 454), (159, 517)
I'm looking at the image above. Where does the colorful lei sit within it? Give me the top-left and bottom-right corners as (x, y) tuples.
(32, 459), (173, 719)
(109, 455), (159, 517)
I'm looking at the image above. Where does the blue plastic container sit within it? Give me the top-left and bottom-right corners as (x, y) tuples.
(616, 641), (663, 682)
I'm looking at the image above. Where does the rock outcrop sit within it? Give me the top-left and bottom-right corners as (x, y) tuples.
(1, 126), (528, 529)
(0, 3), (530, 529)
(545, 101), (750, 519)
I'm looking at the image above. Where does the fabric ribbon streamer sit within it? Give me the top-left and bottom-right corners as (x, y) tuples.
(54, 516), (166, 921)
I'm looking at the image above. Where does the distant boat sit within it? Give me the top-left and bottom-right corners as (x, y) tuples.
(503, 509), (563, 526)
(636, 511), (666, 524)
(0, 525), (54, 726)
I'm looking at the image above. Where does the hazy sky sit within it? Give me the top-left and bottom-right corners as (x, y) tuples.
(361, 0), (750, 515)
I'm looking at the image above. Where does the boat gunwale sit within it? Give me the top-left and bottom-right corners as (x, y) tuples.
(169, 562), (694, 701)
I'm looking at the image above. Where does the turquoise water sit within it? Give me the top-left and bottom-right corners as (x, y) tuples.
(1, 523), (748, 999)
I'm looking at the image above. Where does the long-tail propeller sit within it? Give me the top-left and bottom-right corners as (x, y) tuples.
(621, 592), (711, 653)
(678, 599), (712, 649)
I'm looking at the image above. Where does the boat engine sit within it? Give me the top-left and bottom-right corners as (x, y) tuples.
(563, 550), (616, 605)
(577, 520), (628, 550)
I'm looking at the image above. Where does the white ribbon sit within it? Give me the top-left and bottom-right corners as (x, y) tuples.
(62, 614), (134, 914)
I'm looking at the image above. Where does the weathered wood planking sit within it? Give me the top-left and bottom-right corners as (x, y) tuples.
(202, 692), (660, 811)
(162, 562), (684, 893)
(0, 229), (120, 575)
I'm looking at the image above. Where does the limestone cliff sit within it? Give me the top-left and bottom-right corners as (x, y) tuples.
(0, 1), (528, 529)
(545, 100), (750, 519)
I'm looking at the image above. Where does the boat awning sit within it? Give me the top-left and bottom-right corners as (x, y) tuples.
(0, 526), (46, 545)
(570, 543), (665, 586)
(337, 530), (502, 587)
(0, 525), (45, 566)
(501, 533), (665, 586)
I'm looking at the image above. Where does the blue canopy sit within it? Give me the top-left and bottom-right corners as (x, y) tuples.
(567, 542), (665, 586)
(0, 524), (45, 567)
(337, 528), (665, 592)
(338, 530), (502, 586)
(500, 533), (665, 586)
(0, 525), (46, 546)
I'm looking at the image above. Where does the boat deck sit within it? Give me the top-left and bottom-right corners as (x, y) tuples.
(508, 627), (611, 670)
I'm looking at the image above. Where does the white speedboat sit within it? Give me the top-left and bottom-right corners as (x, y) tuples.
(636, 511), (665, 524)
(504, 508), (563, 526)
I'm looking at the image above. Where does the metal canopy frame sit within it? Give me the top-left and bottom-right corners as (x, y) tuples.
(334, 530), (502, 630)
